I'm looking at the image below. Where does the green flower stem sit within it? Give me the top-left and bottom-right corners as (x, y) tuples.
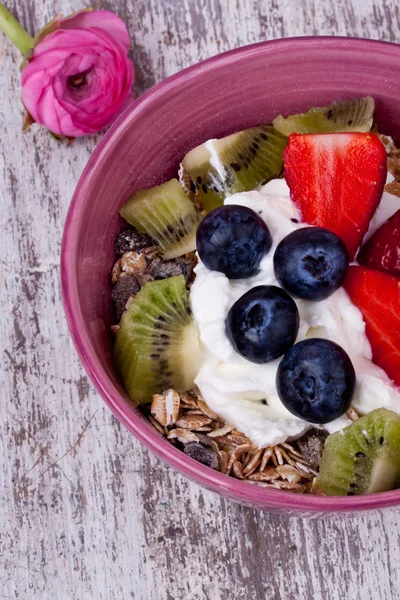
(0, 3), (33, 55)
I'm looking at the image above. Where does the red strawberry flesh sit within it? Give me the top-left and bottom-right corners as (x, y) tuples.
(343, 266), (400, 386)
(358, 209), (400, 277)
(283, 133), (387, 259)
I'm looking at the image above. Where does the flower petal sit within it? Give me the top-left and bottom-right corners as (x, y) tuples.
(30, 29), (105, 57)
(60, 10), (131, 51)
(102, 87), (134, 126)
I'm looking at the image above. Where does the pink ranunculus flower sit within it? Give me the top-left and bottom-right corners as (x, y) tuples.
(21, 10), (135, 138)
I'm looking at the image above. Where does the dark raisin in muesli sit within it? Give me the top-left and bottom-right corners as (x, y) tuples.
(194, 433), (214, 449)
(147, 256), (194, 285)
(112, 275), (140, 320)
(296, 428), (328, 471)
(115, 228), (155, 256)
(184, 442), (219, 469)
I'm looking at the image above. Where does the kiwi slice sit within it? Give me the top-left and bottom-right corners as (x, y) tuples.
(272, 96), (375, 136)
(120, 179), (201, 260)
(181, 125), (287, 212)
(114, 275), (200, 405)
(315, 408), (400, 496)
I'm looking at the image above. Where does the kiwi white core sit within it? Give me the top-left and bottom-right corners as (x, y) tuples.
(180, 322), (200, 389)
(204, 139), (227, 184)
(367, 454), (398, 494)
(183, 142), (213, 171)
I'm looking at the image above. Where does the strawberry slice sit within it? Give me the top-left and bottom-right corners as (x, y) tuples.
(343, 266), (400, 386)
(283, 133), (387, 259)
(358, 209), (400, 277)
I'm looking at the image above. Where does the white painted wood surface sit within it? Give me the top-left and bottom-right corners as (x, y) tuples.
(1, 1), (400, 598)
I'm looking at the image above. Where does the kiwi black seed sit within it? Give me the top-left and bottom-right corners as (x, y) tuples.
(119, 179), (201, 260)
(315, 408), (400, 496)
(181, 124), (287, 212)
(114, 275), (200, 405)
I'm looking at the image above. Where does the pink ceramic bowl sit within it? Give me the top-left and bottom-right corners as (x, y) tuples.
(61, 36), (400, 516)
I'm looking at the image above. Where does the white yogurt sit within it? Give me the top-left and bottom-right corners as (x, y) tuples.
(190, 178), (400, 448)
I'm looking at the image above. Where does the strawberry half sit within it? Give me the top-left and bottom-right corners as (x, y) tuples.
(343, 266), (400, 386)
(283, 133), (387, 259)
(358, 209), (400, 277)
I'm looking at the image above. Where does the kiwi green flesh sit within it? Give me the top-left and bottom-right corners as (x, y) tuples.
(181, 125), (287, 212)
(119, 179), (201, 259)
(218, 125), (287, 192)
(114, 276), (200, 405)
(315, 408), (400, 496)
(273, 96), (375, 136)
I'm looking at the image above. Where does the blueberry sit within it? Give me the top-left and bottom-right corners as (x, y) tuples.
(276, 339), (356, 423)
(196, 205), (272, 279)
(225, 285), (300, 363)
(273, 227), (349, 301)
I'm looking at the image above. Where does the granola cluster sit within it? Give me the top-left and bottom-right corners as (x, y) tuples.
(148, 388), (325, 493)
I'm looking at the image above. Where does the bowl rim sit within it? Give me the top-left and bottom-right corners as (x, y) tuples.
(61, 35), (400, 512)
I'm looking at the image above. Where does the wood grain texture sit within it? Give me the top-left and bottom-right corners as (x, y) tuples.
(1, 1), (400, 599)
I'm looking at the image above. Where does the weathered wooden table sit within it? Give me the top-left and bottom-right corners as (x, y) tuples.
(1, 1), (400, 598)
